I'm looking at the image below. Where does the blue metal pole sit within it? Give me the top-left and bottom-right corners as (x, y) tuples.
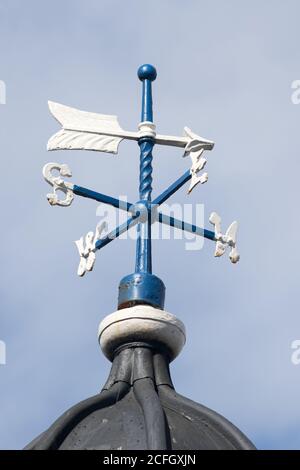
(118, 65), (165, 310)
(135, 64), (157, 274)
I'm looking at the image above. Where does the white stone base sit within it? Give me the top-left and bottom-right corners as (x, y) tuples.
(98, 305), (186, 362)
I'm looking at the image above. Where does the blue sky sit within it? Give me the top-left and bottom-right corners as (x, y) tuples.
(0, 0), (300, 449)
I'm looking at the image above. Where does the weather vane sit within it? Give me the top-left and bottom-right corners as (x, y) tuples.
(43, 64), (239, 310)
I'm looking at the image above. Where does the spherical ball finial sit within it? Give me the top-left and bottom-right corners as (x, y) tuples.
(137, 64), (157, 82)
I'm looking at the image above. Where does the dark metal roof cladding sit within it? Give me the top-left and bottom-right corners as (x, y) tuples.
(26, 346), (255, 450)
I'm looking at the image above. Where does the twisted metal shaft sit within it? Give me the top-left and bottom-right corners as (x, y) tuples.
(139, 138), (154, 201)
(135, 138), (154, 273)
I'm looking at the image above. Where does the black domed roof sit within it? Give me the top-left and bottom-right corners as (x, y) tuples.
(26, 346), (255, 450)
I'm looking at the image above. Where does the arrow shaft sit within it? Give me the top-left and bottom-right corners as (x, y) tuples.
(64, 127), (139, 141)
(155, 134), (188, 148)
(64, 127), (190, 148)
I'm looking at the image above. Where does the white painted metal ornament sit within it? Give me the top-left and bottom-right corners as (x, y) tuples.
(209, 212), (240, 263)
(183, 128), (209, 193)
(75, 221), (107, 276)
(43, 162), (74, 206)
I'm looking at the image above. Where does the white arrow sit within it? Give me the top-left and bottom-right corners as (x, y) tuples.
(47, 101), (214, 156)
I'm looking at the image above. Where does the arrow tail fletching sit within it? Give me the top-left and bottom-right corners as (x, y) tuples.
(48, 101), (124, 153)
(48, 129), (122, 154)
(48, 101), (123, 133)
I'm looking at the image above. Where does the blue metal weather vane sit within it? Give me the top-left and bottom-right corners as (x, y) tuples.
(43, 64), (239, 309)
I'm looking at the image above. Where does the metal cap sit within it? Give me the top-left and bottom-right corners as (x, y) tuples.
(118, 272), (165, 310)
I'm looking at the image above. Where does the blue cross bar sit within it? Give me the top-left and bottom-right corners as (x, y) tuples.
(73, 181), (216, 248)
(73, 185), (134, 213)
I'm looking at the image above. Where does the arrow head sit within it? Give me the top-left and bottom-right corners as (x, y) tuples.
(183, 127), (214, 154)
